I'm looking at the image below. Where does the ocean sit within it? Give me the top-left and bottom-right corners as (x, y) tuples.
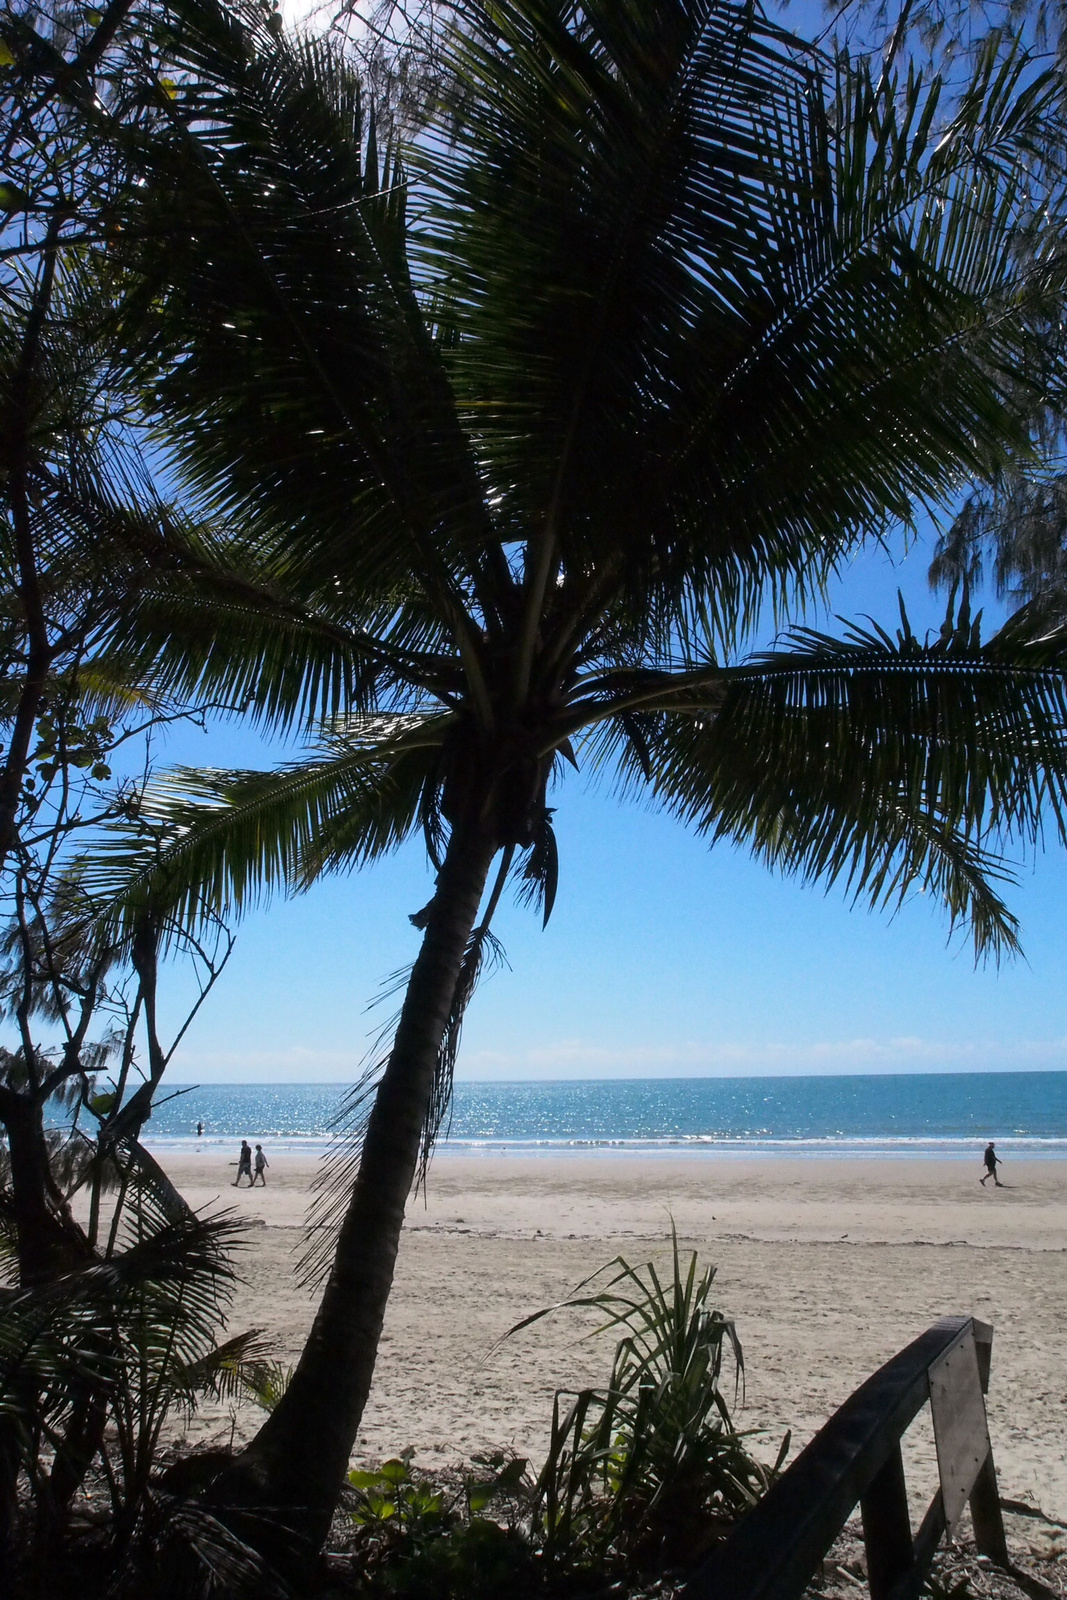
(141, 1071), (1067, 1158)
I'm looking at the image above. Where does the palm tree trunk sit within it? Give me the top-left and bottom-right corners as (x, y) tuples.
(213, 813), (499, 1552)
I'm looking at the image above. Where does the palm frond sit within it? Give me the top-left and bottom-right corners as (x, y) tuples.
(123, 0), (497, 629)
(80, 727), (448, 941)
(120, 1495), (295, 1600)
(428, 2), (1058, 649)
(619, 598), (1067, 956)
(169, 1328), (277, 1410)
(0, 1184), (242, 1446)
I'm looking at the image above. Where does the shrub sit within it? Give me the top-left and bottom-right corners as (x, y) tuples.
(515, 1229), (788, 1576)
(343, 1234), (785, 1599)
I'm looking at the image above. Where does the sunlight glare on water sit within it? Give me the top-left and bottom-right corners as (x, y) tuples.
(132, 1072), (1067, 1159)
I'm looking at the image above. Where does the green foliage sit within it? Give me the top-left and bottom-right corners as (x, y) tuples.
(31, 711), (114, 785)
(514, 1231), (786, 1575)
(346, 1449), (538, 1600)
(349, 1453), (450, 1531)
(466, 1454), (529, 1516)
(345, 1238), (780, 1598)
(234, 1355), (293, 1413)
(0, 1154), (283, 1591)
(371, 1517), (540, 1600)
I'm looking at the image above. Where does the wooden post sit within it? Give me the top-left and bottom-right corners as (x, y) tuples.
(861, 1442), (913, 1600)
(682, 1318), (1000, 1600)
(971, 1320), (994, 1396)
(969, 1454), (1008, 1564)
(964, 1321), (1007, 1562)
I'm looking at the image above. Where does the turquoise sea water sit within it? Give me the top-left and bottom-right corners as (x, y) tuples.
(143, 1071), (1067, 1158)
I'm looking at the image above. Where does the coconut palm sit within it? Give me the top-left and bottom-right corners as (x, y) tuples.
(95, 0), (1067, 1549)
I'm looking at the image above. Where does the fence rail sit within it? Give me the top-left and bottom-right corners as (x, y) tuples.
(681, 1316), (1005, 1600)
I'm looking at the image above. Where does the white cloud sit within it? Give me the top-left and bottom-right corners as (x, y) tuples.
(458, 1034), (1067, 1079)
(169, 1034), (1067, 1082)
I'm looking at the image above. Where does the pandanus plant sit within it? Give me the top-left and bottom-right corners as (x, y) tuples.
(89, 0), (1067, 1549)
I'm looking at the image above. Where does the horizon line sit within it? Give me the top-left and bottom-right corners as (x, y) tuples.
(163, 1065), (1067, 1086)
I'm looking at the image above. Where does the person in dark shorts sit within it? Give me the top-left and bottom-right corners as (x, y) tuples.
(252, 1144), (268, 1186)
(233, 1140), (253, 1186)
(980, 1142), (1003, 1187)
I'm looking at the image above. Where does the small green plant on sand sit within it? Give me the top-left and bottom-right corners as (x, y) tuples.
(346, 1236), (784, 1598)
(508, 1228), (789, 1576)
(349, 1453), (451, 1533)
(347, 1450), (537, 1600)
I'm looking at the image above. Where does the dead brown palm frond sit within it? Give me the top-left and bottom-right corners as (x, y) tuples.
(298, 909), (507, 1285)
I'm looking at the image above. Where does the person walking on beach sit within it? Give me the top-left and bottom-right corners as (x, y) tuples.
(233, 1140), (252, 1186)
(980, 1142), (1003, 1187)
(197, 1121), (203, 1138)
(252, 1144), (268, 1186)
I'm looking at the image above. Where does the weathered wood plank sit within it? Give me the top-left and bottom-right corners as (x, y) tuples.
(928, 1327), (991, 1535)
(884, 1494), (947, 1600)
(969, 1452), (1008, 1564)
(681, 1318), (971, 1600)
(861, 1441), (912, 1600)
(971, 1319), (994, 1395)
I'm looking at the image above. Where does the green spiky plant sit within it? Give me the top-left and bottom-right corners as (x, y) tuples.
(507, 1231), (785, 1575)
(77, 0), (1067, 1551)
(338, 1239), (778, 1592)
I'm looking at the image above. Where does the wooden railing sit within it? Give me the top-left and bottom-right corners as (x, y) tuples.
(682, 1316), (1006, 1600)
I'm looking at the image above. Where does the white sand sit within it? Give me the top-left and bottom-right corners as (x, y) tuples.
(157, 1152), (1067, 1522)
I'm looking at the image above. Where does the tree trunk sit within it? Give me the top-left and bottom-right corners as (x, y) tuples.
(212, 814), (499, 1553)
(0, 1094), (83, 1285)
(0, 1094), (90, 1584)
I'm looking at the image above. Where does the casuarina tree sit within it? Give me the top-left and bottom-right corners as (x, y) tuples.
(92, 0), (1067, 1551)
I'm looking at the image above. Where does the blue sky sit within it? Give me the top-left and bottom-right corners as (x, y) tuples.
(150, 527), (1067, 1085)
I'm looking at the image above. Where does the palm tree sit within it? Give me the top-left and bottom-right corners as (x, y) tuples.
(98, 0), (1067, 1549)
(0, 1159), (284, 1590)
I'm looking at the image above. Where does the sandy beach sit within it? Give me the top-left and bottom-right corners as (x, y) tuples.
(156, 1151), (1067, 1525)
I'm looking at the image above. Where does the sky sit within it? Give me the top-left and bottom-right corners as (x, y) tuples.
(130, 2), (1067, 1088)
(144, 529), (1067, 1086)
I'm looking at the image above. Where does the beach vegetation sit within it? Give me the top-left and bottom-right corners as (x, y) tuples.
(349, 1454), (450, 1530)
(928, 363), (1067, 629)
(5, 0), (1067, 1570)
(238, 1357), (295, 1414)
(335, 1241), (779, 1600)
(0, 0), (239, 1352)
(0, 1162), (281, 1595)
(346, 1456), (540, 1600)
(0, 55), (252, 1563)
(520, 1236), (786, 1573)
(348, 1464), (540, 1600)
